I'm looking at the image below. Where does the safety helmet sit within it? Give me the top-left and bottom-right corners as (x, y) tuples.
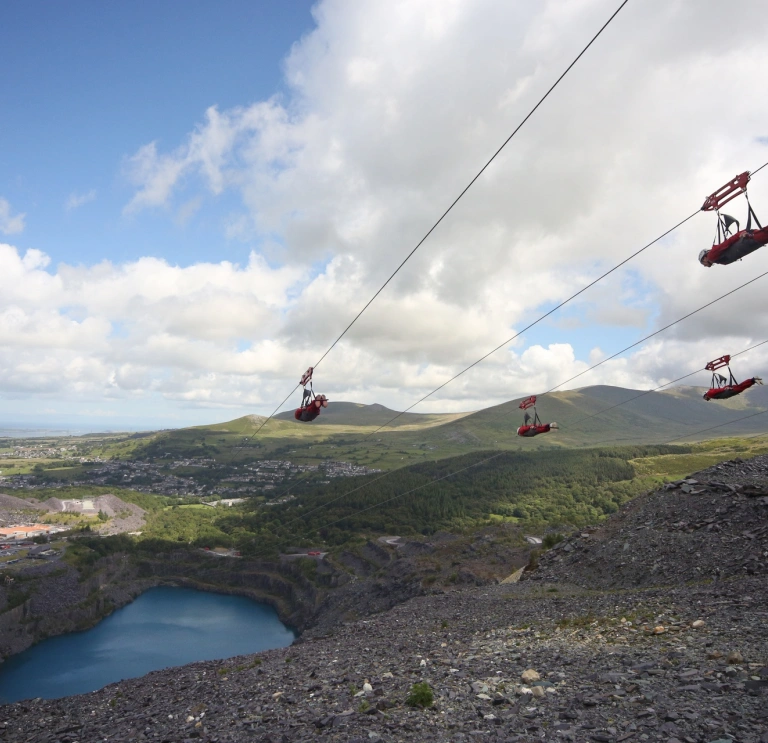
(698, 249), (710, 266)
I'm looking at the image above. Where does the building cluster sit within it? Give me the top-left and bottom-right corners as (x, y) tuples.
(322, 461), (382, 477)
(0, 454), (382, 500)
(263, 494), (296, 506)
(0, 444), (79, 459)
(209, 460), (381, 497)
(98, 462), (205, 496)
(0, 459), (206, 497)
(170, 458), (215, 468)
(242, 459), (380, 480)
(0, 523), (66, 541)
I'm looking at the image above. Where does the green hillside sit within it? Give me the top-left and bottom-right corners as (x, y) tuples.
(256, 445), (666, 540)
(133, 385), (768, 471)
(273, 401), (470, 428)
(138, 433), (768, 555)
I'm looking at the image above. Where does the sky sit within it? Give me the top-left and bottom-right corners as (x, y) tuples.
(2, 0), (768, 431)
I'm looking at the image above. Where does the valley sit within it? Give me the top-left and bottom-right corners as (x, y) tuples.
(1, 385), (766, 714)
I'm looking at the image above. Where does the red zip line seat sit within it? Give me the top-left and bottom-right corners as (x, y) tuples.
(699, 171), (768, 267)
(516, 395), (559, 437)
(702, 354), (762, 401)
(294, 366), (329, 422)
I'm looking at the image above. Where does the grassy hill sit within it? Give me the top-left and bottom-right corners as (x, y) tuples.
(132, 384), (768, 470)
(274, 401), (470, 428)
(390, 384), (768, 456)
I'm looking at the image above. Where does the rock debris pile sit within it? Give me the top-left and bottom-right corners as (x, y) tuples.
(0, 493), (55, 524)
(1, 457), (767, 743)
(530, 454), (768, 589)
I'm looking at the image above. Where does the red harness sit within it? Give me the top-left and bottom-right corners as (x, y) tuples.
(700, 171), (767, 266)
(517, 395), (557, 436)
(517, 423), (551, 437)
(703, 227), (768, 266)
(703, 377), (759, 401)
(294, 403), (321, 422)
(294, 393), (328, 422)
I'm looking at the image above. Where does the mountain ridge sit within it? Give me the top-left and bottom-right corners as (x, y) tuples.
(223, 382), (768, 433)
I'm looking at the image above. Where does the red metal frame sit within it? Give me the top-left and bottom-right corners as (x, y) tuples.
(705, 355), (731, 372)
(300, 366), (314, 386)
(519, 395), (537, 410)
(701, 172), (750, 212)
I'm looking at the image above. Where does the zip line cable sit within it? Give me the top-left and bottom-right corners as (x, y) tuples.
(364, 210), (699, 437)
(280, 288), (717, 524)
(540, 270), (768, 396)
(235, 153), (766, 460)
(235, 385), (300, 450)
(281, 461), (412, 529)
(416, 337), (768, 451)
(502, 333), (768, 454)
(278, 261), (768, 530)
(368, 157), (768, 437)
(236, 0), (632, 447)
(283, 275), (768, 534)
(588, 407), (768, 449)
(309, 0), (631, 372)
(406, 276), (768, 452)
(238, 177), (757, 458)
(664, 410), (767, 444)
(275, 157), (768, 505)
(312, 450), (509, 535)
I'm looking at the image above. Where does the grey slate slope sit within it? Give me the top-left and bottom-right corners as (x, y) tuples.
(2, 457), (767, 743)
(528, 453), (768, 589)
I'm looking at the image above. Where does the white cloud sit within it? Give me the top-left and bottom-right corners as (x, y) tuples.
(5, 0), (768, 423)
(0, 242), (311, 403)
(1, 229), (767, 417)
(65, 190), (97, 211)
(0, 198), (25, 234)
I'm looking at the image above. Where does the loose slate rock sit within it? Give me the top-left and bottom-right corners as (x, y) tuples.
(2, 455), (768, 742)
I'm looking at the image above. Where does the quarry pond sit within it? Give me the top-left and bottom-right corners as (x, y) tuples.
(0, 586), (296, 703)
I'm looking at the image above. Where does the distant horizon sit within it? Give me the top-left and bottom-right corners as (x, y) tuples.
(0, 382), (727, 436)
(0, 425), (168, 438)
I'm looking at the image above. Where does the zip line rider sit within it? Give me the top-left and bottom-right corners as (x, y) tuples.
(699, 171), (768, 267)
(294, 366), (329, 422)
(516, 395), (559, 437)
(702, 355), (762, 401)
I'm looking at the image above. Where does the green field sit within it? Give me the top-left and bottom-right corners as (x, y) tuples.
(630, 434), (768, 479)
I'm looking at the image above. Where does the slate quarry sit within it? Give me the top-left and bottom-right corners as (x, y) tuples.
(1, 455), (767, 743)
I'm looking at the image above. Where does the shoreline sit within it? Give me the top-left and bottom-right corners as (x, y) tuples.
(0, 550), (326, 662)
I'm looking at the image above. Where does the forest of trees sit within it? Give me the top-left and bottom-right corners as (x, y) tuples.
(68, 444), (688, 560)
(210, 444), (686, 555)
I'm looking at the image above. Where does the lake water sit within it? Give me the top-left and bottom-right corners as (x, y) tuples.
(0, 587), (295, 703)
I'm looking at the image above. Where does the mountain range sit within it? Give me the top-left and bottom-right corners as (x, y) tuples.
(178, 383), (768, 469)
(238, 384), (768, 443)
